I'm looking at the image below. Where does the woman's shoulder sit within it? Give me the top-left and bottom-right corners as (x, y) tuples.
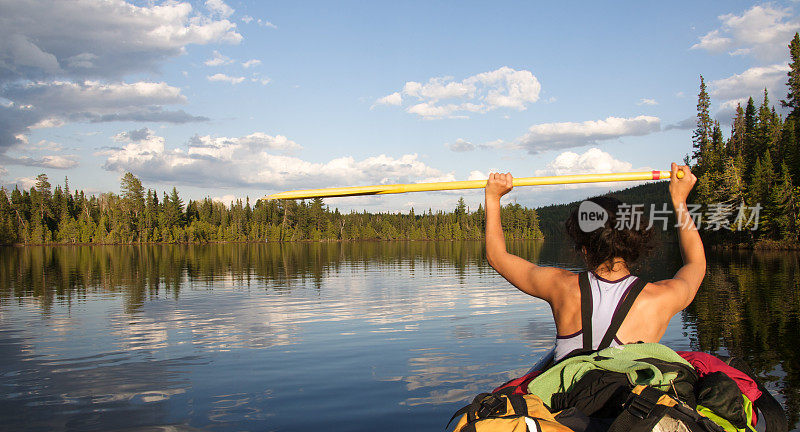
(634, 278), (693, 315)
(547, 269), (581, 303)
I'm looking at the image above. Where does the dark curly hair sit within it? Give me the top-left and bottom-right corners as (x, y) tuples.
(564, 196), (655, 272)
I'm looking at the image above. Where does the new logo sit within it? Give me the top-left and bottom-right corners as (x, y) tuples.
(578, 200), (608, 232)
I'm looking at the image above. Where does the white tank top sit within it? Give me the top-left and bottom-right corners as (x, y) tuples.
(553, 271), (640, 361)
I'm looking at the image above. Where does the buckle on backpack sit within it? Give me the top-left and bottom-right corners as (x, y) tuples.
(626, 394), (656, 419)
(477, 394), (505, 418)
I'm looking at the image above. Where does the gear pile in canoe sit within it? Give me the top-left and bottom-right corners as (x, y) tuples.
(446, 343), (787, 432)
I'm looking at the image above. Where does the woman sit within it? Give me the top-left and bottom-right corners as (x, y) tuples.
(485, 163), (705, 361)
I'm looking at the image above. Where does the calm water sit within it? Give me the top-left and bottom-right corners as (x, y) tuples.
(0, 241), (797, 431)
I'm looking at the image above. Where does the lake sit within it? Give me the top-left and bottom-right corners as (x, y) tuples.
(0, 241), (797, 431)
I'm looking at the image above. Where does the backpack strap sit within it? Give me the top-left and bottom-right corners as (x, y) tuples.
(445, 393), (491, 429)
(506, 394), (528, 417)
(598, 276), (648, 350)
(445, 393), (513, 430)
(610, 386), (728, 432)
(608, 386), (666, 432)
(445, 404), (471, 430)
(578, 271), (593, 351)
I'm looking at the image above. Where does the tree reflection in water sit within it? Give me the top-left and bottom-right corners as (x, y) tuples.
(0, 242), (797, 430)
(683, 249), (800, 427)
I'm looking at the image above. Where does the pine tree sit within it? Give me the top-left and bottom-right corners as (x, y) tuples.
(768, 163), (797, 239)
(455, 197), (467, 216)
(33, 173), (52, 223)
(756, 88), (776, 156)
(692, 75), (713, 170)
(782, 32), (800, 117)
(165, 187), (184, 229)
(783, 117), (800, 181)
(710, 121), (724, 171)
(720, 157), (745, 205)
(749, 157), (766, 206)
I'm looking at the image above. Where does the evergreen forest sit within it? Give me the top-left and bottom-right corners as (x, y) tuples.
(686, 33), (800, 247)
(0, 173), (542, 245)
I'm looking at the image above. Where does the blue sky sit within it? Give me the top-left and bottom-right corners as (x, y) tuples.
(1, 1), (798, 212)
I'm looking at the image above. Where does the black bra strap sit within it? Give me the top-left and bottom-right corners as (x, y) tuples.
(598, 276), (648, 350)
(578, 271), (593, 351)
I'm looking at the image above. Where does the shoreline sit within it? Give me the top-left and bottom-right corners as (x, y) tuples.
(1, 237), (547, 247)
(3, 237), (797, 251)
(710, 239), (800, 251)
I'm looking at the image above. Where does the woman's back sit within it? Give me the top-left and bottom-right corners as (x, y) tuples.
(553, 271), (641, 360)
(550, 270), (683, 362)
(483, 164), (705, 358)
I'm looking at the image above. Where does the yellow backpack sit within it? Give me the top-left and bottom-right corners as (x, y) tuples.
(447, 392), (575, 432)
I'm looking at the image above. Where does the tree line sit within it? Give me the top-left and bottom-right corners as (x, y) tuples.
(0, 173), (543, 245)
(689, 33), (800, 247)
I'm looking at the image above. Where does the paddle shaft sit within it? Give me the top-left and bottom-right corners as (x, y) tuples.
(266, 170), (682, 200)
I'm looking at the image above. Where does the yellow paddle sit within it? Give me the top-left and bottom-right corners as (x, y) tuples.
(265, 170), (683, 200)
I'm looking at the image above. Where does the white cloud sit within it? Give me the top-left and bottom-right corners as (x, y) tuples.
(258, 19), (278, 29)
(713, 98), (755, 123)
(444, 138), (505, 152)
(204, 50), (232, 66)
(710, 64), (789, 102)
(691, 5), (800, 61)
(403, 78), (473, 100)
(241, 15), (254, 24)
(213, 194), (239, 205)
(377, 67), (541, 119)
(250, 77), (271, 85)
(0, 132), (80, 170)
(4, 154), (79, 169)
(529, 148), (647, 191)
(101, 129), (446, 190)
(406, 102), (466, 118)
(205, 0), (234, 19)
(535, 148), (634, 176)
(691, 30), (732, 52)
(516, 115), (661, 154)
(66, 53), (99, 69)
(467, 171), (488, 181)
(242, 59), (261, 68)
(28, 140), (63, 152)
(663, 117), (696, 131)
(42, 155), (77, 169)
(191, 132), (301, 155)
(445, 139), (475, 152)
(4, 81), (186, 113)
(0, 81), (206, 148)
(207, 73), (246, 84)
(12, 176), (37, 190)
(373, 92), (402, 107)
(637, 98), (658, 106)
(0, 0), (242, 83)
(30, 118), (66, 129)
(418, 172), (458, 183)
(0, 0), (236, 151)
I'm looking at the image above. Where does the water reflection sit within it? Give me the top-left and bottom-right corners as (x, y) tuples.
(684, 249), (800, 427)
(0, 242), (525, 304)
(0, 241), (797, 431)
